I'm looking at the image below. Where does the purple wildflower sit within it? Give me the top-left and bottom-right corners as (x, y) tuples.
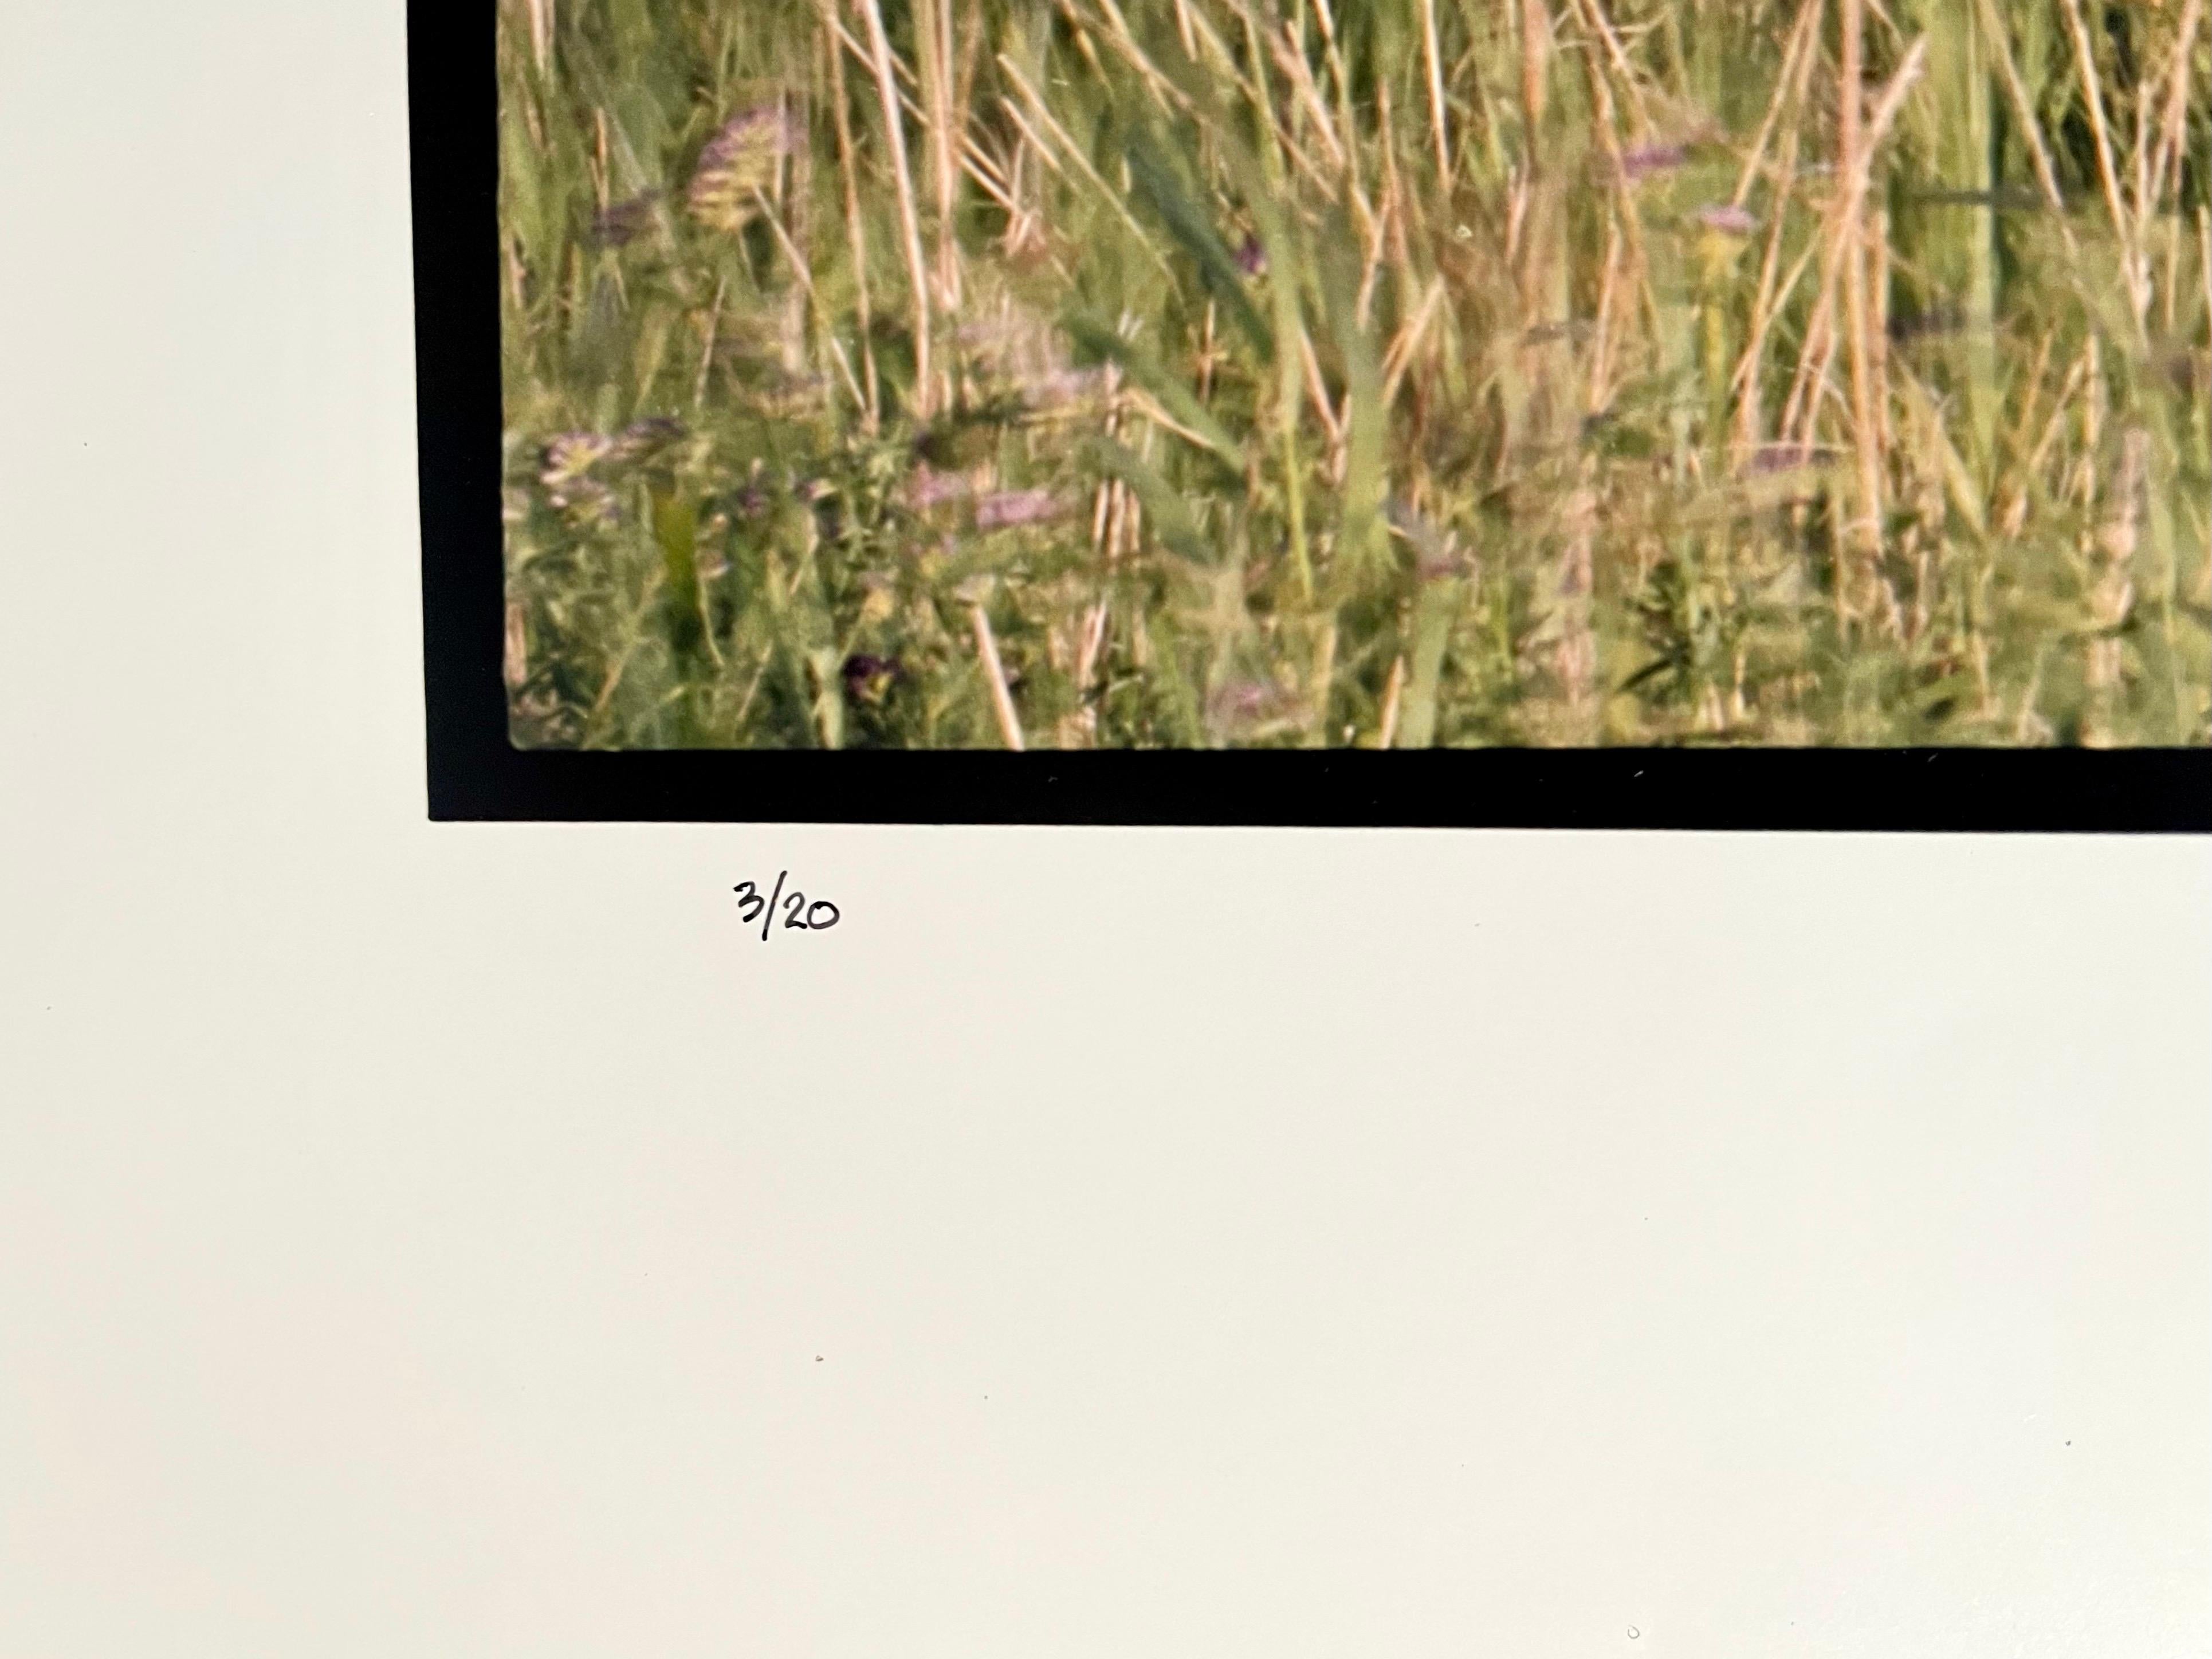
(840, 654), (905, 700)
(547, 477), (620, 525)
(1619, 143), (1689, 181)
(538, 433), (623, 524)
(1207, 677), (1308, 735)
(540, 431), (612, 483)
(953, 319), (1017, 349)
(1745, 443), (1841, 477)
(689, 105), (793, 233)
(1696, 204), (1759, 237)
(1208, 681), (1290, 725)
(906, 467), (973, 510)
(975, 488), (1063, 530)
(1023, 366), (1109, 408)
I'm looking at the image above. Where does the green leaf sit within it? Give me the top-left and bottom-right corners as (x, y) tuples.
(1086, 436), (1215, 564)
(651, 486), (706, 664)
(1398, 577), (1464, 749)
(1063, 310), (1247, 470)
(1318, 213), (1387, 582)
(1120, 123), (1273, 360)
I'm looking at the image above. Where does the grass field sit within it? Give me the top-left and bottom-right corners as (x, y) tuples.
(497, 0), (2211, 749)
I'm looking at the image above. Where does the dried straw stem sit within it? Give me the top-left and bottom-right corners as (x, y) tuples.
(971, 603), (1026, 750)
(852, 0), (934, 418)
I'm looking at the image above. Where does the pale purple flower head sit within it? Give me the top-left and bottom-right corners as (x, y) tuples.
(540, 431), (612, 483)
(688, 105), (796, 233)
(1207, 680), (1292, 728)
(1024, 366), (1109, 408)
(1697, 205), (1759, 237)
(1745, 443), (1841, 477)
(975, 488), (1063, 530)
(906, 467), (973, 510)
(1619, 144), (1689, 181)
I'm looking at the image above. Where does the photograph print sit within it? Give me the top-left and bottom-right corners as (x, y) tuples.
(482, 0), (2210, 760)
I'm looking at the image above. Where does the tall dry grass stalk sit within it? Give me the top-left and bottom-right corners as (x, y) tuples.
(523, 0), (551, 77)
(854, 0), (934, 419)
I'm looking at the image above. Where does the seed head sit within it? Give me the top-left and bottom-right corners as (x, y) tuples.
(688, 106), (791, 234)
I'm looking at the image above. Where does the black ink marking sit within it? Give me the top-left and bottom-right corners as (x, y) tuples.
(737, 875), (839, 941)
(761, 870), (787, 942)
(733, 880), (763, 925)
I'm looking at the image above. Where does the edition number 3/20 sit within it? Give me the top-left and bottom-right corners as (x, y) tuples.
(734, 872), (840, 942)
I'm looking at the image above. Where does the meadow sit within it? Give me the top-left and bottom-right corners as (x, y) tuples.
(497, 0), (2210, 748)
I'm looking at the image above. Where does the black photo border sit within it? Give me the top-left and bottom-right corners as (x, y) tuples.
(411, 1), (2211, 830)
